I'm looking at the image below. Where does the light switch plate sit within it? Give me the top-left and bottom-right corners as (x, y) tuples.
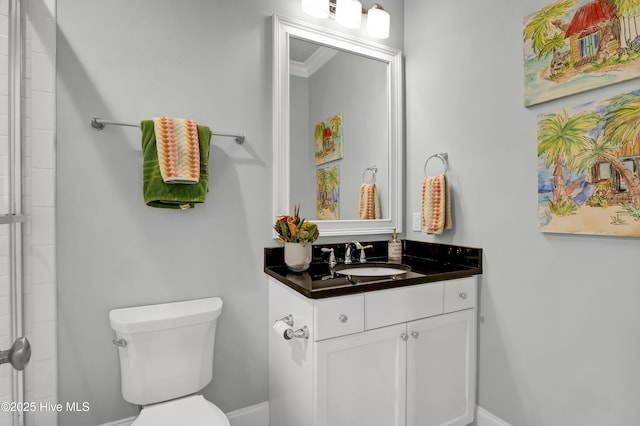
(412, 212), (421, 231)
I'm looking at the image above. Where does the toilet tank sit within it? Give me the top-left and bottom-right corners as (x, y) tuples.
(109, 297), (223, 406)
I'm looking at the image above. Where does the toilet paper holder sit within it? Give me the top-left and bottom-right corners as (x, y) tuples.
(285, 326), (309, 340)
(278, 314), (294, 327)
(274, 314), (309, 340)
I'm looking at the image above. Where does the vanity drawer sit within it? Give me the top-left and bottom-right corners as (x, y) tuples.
(365, 282), (444, 330)
(443, 277), (476, 313)
(314, 294), (364, 341)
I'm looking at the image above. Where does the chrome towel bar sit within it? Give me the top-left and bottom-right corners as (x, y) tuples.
(90, 117), (245, 144)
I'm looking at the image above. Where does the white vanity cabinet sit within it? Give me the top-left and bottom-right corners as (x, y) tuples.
(406, 309), (476, 426)
(268, 276), (477, 426)
(315, 322), (408, 426)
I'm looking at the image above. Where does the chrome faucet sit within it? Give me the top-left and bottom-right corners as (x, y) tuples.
(352, 241), (373, 262)
(344, 243), (354, 264)
(321, 247), (336, 269)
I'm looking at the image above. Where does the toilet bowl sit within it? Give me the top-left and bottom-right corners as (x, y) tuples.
(109, 297), (229, 426)
(132, 395), (229, 426)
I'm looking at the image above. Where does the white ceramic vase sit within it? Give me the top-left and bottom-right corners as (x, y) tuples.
(284, 242), (312, 272)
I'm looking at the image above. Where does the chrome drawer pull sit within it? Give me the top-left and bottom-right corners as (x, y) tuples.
(400, 333), (408, 341)
(458, 292), (468, 300)
(410, 331), (419, 339)
(338, 314), (348, 323)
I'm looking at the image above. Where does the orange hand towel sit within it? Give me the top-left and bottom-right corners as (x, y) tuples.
(421, 174), (452, 234)
(153, 117), (201, 184)
(141, 120), (211, 210)
(359, 183), (381, 220)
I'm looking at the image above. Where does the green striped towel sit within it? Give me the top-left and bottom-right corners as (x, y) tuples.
(141, 120), (211, 209)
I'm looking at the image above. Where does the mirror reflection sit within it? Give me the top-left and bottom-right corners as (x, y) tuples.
(289, 37), (389, 221)
(273, 15), (403, 237)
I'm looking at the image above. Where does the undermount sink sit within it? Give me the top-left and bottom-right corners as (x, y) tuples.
(334, 262), (411, 278)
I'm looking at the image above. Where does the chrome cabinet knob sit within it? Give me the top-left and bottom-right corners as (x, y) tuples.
(459, 292), (468, 300)
(400, 333), (409, 341)
(338, 314), (348, 323)
(410, 331), (420, 339)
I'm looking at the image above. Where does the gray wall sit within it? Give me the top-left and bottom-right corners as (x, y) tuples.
(59, 1), (640, 425)
(55, 0), (403, 425)
(405, 1), (640, 425)
(290, 75), (315, 215)
(290, 51), (389, 221)
(307, 51), (389, 220)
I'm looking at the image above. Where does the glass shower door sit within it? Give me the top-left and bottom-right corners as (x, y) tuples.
(0, 1), (29, 425)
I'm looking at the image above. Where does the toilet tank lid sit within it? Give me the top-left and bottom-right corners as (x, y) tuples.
(109, 297), (223, 334)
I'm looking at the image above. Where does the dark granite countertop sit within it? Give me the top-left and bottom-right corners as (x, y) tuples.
(264, 240), (482, 299)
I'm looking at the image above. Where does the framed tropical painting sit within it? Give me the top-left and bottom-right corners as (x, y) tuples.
(316, 165), (340, 220)
(524, 0), (640, 106)
(314, 113), (343, 166)
(538, 88), (640, 236)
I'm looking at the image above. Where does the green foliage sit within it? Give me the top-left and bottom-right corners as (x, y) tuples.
(601, 92), (640, 146)
(273, 206), (319, 244)
(586, 190), (609, 208)
(537, 32), (567, 60)
(548, 198), (578, 216)
(523, 0), (579, 57)
(617, 203), (640, 220)
(538, 110), (602, 171)
(314, 123), (325, 143)
(610, 215), (626, 225)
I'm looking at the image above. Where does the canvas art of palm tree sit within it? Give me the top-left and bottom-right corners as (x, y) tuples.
(316, 165), (340, 220)
(538, 89), (640, 236)
(524, 0), (640, 106)
(314, 113), (343, 166)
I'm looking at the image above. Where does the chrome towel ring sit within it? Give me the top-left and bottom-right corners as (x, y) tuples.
(423, 152), (448, 176)
(362, 166), (377, 184)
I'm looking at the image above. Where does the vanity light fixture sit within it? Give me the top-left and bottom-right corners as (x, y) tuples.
(335, 0), (362, 29)
(301, 0), (329, 18)
(301, 0), (390, 39)
(366, 3), (390, 39)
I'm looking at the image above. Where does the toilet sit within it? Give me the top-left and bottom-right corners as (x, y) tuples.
(109, 297), (229, 426)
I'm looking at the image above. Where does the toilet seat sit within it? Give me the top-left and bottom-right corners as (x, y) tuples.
(132, 395), (230, 426)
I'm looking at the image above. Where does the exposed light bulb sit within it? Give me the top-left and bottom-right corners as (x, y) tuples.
(302, 0), (330, 19)
(301, 0), (391, 38)
(367, 4), (390, 38)
(335, 0), (362, 29)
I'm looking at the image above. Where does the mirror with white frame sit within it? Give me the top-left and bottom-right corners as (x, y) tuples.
(273, 15), (403, 237)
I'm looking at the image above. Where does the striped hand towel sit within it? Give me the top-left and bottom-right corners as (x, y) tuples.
(141, 120), (211, 209)
(153, 117), (201, 184)
(358, 183), (381, 220)
(421, 174), (452, 234)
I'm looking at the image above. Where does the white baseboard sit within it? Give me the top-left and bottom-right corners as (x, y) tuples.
(473, 406), (512, 426)
(98, 401), (269, 426)
(227, 401), (269, 426)
(98, 417), (136, 426)
(101, 402), (506, 426)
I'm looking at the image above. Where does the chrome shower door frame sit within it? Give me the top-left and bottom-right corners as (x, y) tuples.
(1, 0), (26, 425)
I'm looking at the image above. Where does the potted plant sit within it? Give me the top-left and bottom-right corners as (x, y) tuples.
(274, 205), (319, 272)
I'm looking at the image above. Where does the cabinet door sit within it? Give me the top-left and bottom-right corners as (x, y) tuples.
(315, 323), (407, 426)
(407, 309), (476, 426)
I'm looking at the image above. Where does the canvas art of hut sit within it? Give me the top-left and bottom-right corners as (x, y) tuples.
(564, 0), (621, 67)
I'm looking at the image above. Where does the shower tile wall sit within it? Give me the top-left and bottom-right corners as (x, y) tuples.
(0, 0), (54, 424)
(24, 0), (57, 423)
